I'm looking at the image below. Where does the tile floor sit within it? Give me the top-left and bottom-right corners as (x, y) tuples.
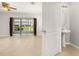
(0, 36), (42, 56)
(57, 44), (79, 56)
(0, 36), (79, 56)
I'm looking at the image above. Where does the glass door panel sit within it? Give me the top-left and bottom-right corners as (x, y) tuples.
(13, 18), (34, 36)
(21, 18), (34, 35)
(13, 18), (21, 36)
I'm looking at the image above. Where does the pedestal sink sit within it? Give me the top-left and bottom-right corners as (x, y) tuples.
(61, 29), (71, 48)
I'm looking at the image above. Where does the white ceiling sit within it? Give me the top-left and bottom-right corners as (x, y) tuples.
(9, 2), (42, 14)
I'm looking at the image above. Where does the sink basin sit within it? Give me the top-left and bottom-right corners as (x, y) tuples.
(61, 29), (71, 33)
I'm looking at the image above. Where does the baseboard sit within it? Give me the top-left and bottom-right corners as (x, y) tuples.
(0, 35), (9, 37)
(54, 49), (62, 56)
(65, 42), (79, 49)
(70, 43), (79, 49)
(66, 42), (79, 49)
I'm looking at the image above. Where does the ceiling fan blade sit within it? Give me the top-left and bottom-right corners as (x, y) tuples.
(1, 2), (17, 11)
(9, 7), (17, 10)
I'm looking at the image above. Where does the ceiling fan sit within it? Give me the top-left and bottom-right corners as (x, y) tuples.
(1, 2), (17, 11)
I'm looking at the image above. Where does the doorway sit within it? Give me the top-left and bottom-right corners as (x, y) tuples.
(9, 17), (37, 36)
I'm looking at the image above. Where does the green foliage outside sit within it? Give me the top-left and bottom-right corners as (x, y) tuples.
(14, 25), (33, 33)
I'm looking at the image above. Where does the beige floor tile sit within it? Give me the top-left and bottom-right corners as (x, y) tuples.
(0, 36), (42, 56)
(0, 36), (79, 56)
(57, 44), (79, 56)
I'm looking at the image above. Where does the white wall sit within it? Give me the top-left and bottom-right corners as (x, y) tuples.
(70, 3), (79, 46)
(0, 2), (42, 36)
(0, 12), (42, 36)
(0, 12), (9, 36)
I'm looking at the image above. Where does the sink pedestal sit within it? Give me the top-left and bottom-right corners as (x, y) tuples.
(61, 29), (70, 48)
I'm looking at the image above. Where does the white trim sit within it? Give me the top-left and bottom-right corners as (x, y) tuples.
(0, 35), (9, 37)
(65, 42), (79, 49)
(70, 43), (79, 49)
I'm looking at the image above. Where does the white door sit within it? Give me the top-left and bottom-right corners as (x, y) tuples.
(42, 2), (61, 56)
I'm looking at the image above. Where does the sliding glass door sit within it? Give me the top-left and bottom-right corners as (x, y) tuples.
(21, 18), (34, 35)
(13, 18), (21, 36)
(13, 18), (34, 36)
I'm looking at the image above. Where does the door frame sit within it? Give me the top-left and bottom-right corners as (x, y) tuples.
(34, 18), (37, 36)
(9, 17), (37, 36)
(9, 17), (13, 36)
